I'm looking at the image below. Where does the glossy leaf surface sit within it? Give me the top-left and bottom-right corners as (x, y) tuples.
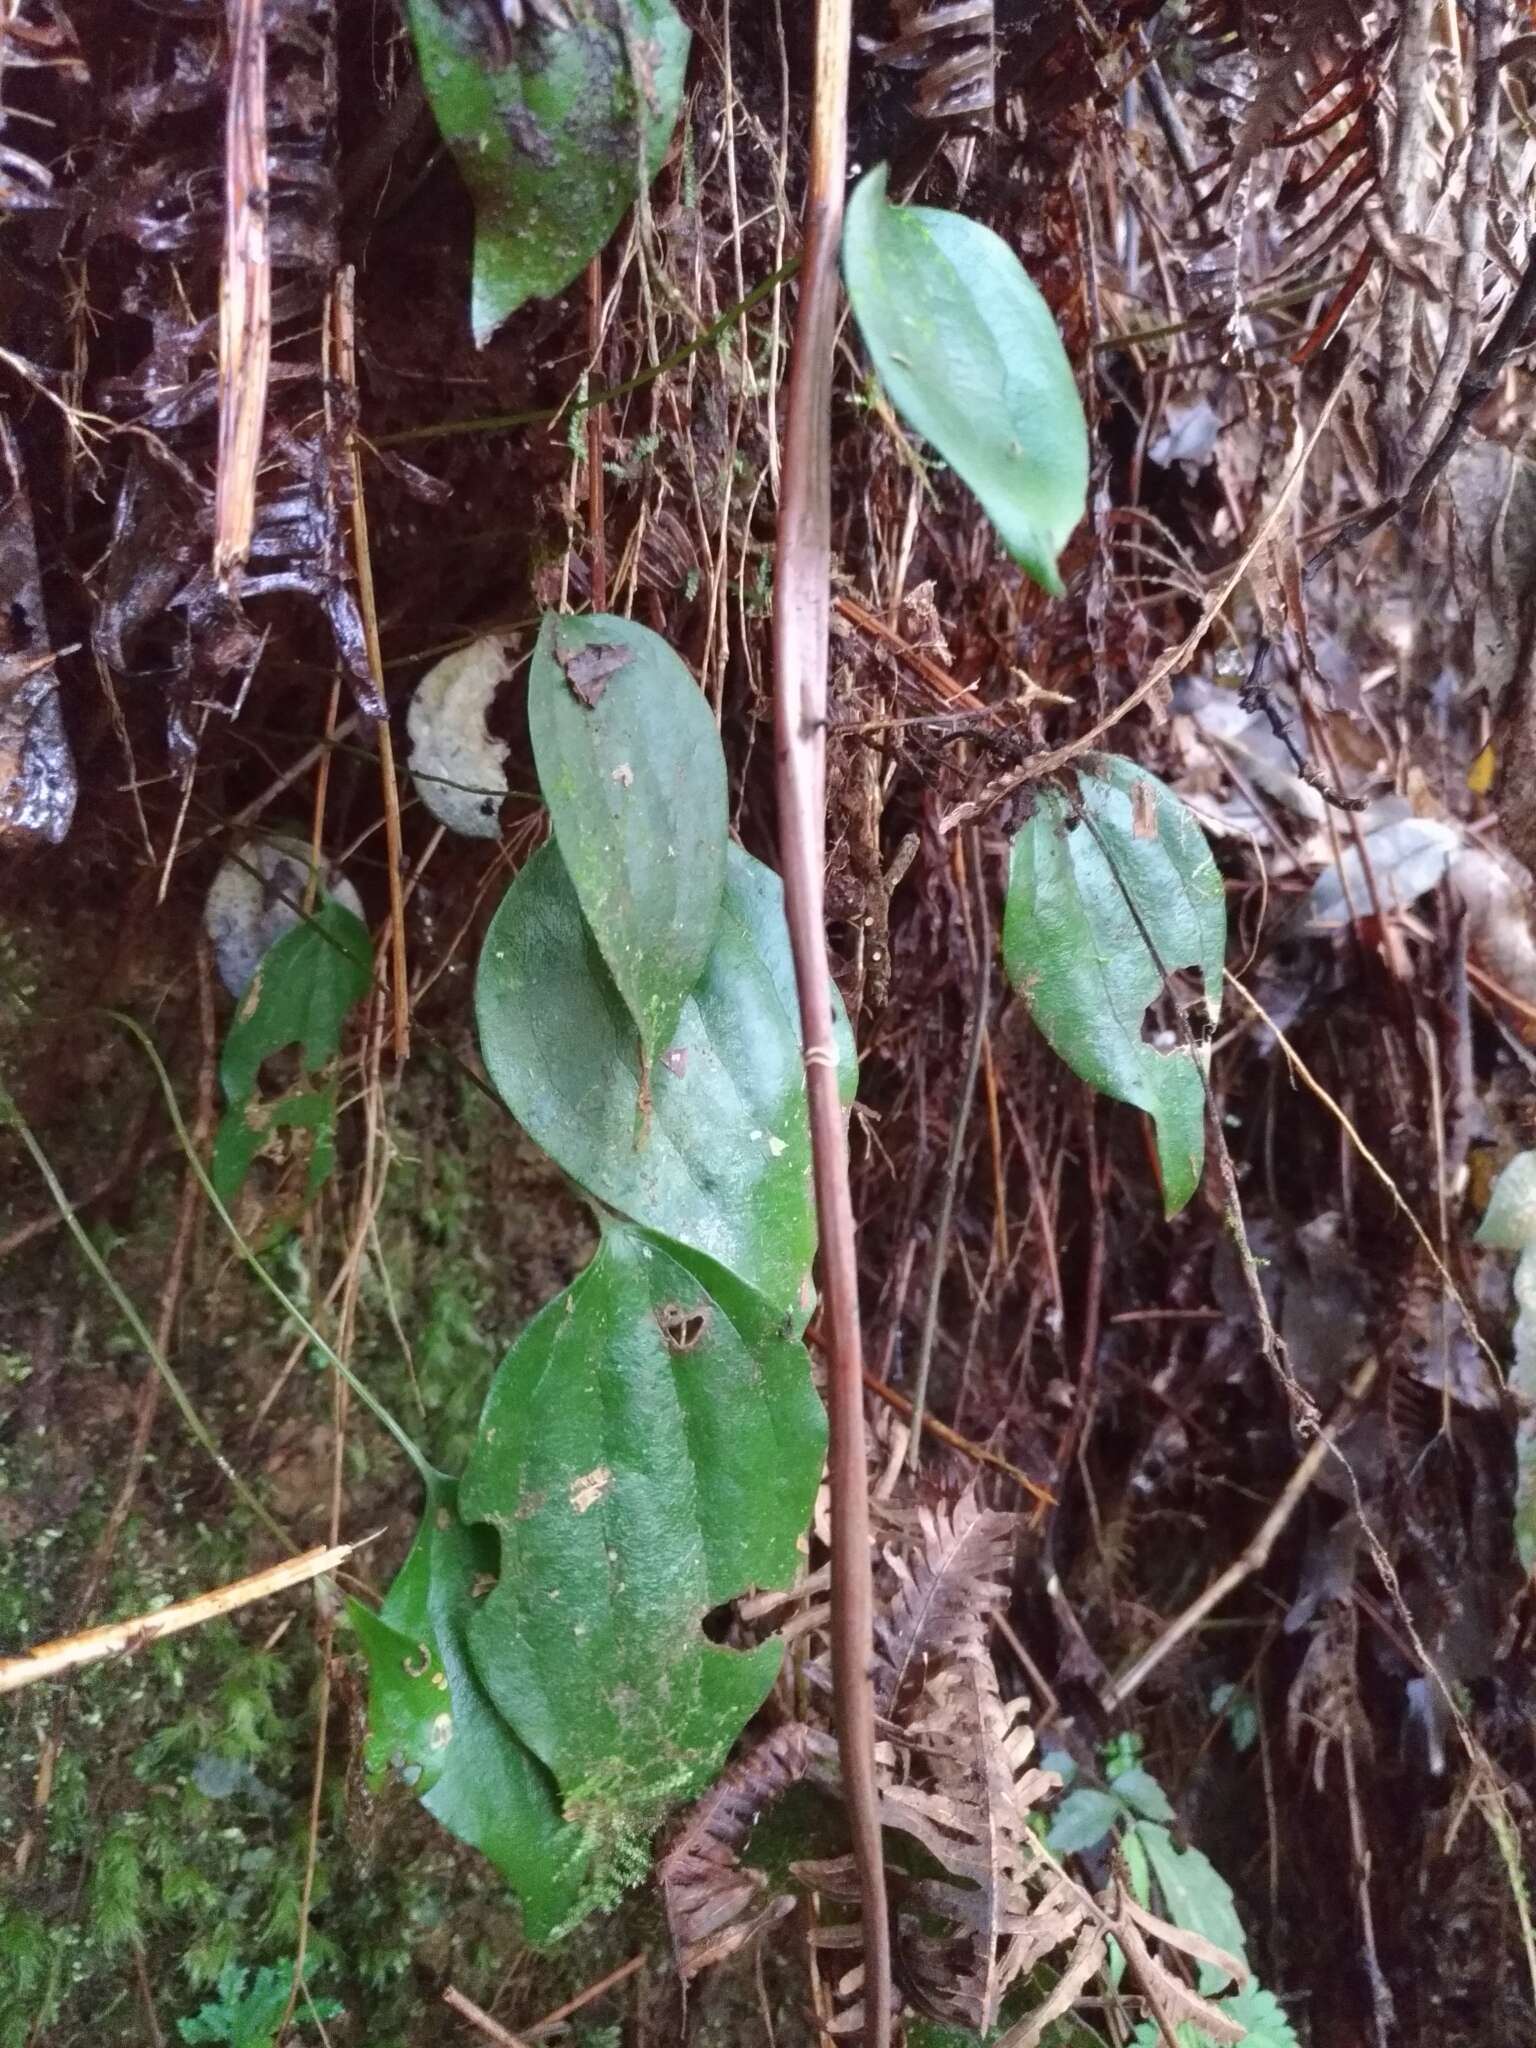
(476, 840), (853, 1312)
(460, 1225), (825, 1867)
(351, 1472), (590, 1941)
(842, 164), (1088, 595)
(529, 611), (726, 1059)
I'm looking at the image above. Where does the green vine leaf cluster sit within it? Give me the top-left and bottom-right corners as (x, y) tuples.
(356, 613), (847, 1937)
(1045, 1747), (1299, 2048)
(838, 178), (1228, 1216)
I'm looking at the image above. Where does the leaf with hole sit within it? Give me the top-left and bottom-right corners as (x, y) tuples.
(351, 1471), (591, 1942)
(406, 634), (513, 840)
(1002, 757), (1224, 1216)
(403, 0), (690, 346)
(460, 1223), (826, 1881)
(842, 163), (1088, 596)
(476, 839), (854, 1313)
(211, 1086), (337, 1218)
(530, 611), (727, 1059)
(213, 897), (372, 1211)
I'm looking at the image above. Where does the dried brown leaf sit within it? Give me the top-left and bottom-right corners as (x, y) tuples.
(992, 1922), (1107, 2048)
(0, 416), (76, 845)
(659, 1723), (810, 1980)
(1117, 1888), (1248, 1991)
(1113, 1889), (1247, 2045)
(873, 1487), (1017, 1710)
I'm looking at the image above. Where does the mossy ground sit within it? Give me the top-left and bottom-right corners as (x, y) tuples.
(0, 906), (722, 2045)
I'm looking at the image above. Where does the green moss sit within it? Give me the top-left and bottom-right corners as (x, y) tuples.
(0, 1024), (618, 2044)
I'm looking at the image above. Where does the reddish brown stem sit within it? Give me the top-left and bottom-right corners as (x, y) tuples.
(770, 5), (891, 2044)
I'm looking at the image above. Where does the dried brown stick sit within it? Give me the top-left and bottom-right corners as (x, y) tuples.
(586, 253), (608, 611)
(862, 1373), (1054, 1505)
(442, 1986), (529, 2048)
(1100, 1360), (1377, 1712)
(333, 267), (410, 1061)
(214, 0), (271, 581)
(0, 1539), (367, 1695)
(524, 1953), (646, 2036)
(771, 2), (890, 2041)
(1376, 0), (1435, 482)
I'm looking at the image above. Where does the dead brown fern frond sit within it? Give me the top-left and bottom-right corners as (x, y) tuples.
(873, 1485), (1017, 1711)
(873, 3), (996, 128)
(658, 1721), (810, 1981)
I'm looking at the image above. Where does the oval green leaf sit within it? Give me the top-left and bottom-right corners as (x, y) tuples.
(476, 839), (854, 1312)
(530, 611), (727, 1060)
(842, 163), (1089, 595)
(351, 1472), (590, 1941)
(1002, 757), (1224, 1216)
(404, 0), (690, 346)
(460, 1224), (826, 1874)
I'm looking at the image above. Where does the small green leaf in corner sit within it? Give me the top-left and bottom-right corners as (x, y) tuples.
(403, 0), (690, 346)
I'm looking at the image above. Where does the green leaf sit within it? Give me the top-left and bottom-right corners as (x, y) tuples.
(351, 1472), (590, 1942)
(1217, 1984), (1301, 2048)
(476, 839), (854, 1313)
(529, 611), (727, 1059)
(1002, 757), (1225, 1216)
(213, 897), (372, 1210)
(211, 1086), (336, 1215)
(1133, 1823), (1249, 1994)
(1128, 1983), (1298, 2048)
(1045, 1787), (1125, 1855)
(403, 0), (690, 346)
(460, 1223), (826, 1875)
(1107, 1765), (1176, 1823)
(842, 163), (1088, 596)
(176, 1963), (341, 2047)
(219, 898), (372, 1106)
(1209, 1682), (1259, 1755)
(1476, 1150), (1536, 1250)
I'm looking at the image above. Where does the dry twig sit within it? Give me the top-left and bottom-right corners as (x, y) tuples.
(0, 1539), (368, 1695)
(772, 0), (890, 2036)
